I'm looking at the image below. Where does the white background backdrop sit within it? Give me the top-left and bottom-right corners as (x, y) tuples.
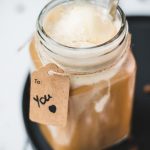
(0, 0), (150, 149)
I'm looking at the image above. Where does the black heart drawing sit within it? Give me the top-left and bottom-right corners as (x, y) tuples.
(49, 105), (57, 113)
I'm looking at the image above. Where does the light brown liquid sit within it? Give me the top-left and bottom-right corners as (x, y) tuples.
(30, 38), (136, 150)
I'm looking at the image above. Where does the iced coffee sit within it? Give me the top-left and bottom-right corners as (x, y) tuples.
(29, 0), (136, 149)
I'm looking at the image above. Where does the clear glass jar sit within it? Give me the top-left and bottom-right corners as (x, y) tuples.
(29, 0), (136, 149)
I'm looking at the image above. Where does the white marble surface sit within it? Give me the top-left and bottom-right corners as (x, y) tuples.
(0, 0), (49, 149)
(120, 0), (150, 15)
(0, 0), (150, 150)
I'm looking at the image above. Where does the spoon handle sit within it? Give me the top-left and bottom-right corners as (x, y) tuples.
(109, 0), (119, 20)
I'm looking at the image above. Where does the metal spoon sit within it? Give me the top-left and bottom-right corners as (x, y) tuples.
(109, 0), (119, 20)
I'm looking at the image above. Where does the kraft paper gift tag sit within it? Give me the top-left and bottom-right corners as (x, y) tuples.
(30, 64), (70, 127)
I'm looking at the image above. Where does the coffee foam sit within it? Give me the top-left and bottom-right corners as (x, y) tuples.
(43, 2), (119, 48)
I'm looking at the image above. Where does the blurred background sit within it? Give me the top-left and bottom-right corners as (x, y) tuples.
(0, 0), (150, 150)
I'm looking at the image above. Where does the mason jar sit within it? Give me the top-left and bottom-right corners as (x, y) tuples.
(29, 0), (136, 149)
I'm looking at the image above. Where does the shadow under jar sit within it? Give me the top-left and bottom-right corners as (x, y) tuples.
(29, 0), (136, 149)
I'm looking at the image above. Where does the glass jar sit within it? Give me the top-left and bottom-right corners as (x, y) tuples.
(29, 0), (136, 149)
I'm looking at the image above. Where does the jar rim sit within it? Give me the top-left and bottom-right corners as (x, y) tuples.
(37, 0), (126, 51)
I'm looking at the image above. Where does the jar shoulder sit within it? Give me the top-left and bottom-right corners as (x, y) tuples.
(112, 50), (136, 82)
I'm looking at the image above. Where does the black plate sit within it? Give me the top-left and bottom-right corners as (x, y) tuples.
(22, 17), (150, 150)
